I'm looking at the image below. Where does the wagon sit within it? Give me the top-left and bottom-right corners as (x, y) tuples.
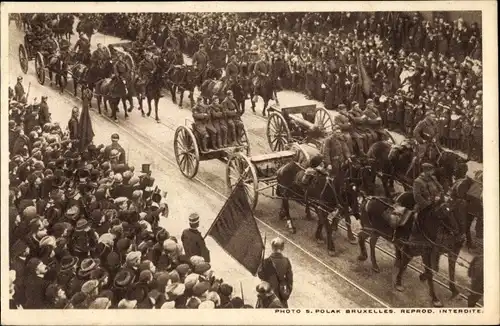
(225, 142), (320, 210)
(266, 104), (335, 152)
(174, 119), (251, 179)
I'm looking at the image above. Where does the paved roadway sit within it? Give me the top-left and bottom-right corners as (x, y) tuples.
(8, 21), (481, 307)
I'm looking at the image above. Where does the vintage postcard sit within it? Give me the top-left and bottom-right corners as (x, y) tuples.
(1, 1), (498, 325)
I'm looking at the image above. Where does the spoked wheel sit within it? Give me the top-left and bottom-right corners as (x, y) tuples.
(226, 152), (259, 211)
(314, 106), (334, 135)
(267, 112), (291, 152)
(239, 124), (251, 156)
(174, 125), (200, 179)
(18, 44), (29, 74)
(35, 52), (46, 85)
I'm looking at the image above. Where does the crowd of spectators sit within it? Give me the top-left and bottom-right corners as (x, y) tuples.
(7, 86), (291, 309)
(96, 11), (483, 161)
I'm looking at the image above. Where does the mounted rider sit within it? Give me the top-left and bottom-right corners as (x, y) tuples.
(253, 53), (271, 102)
(73, 33), (91, 64)
(413, 111), (439, 164)
(192, 97), (210, 152)
(163, 30), (180, 52)
(111, 52), (130, 93)
(225, 54), (240, 86)
(192, 43), (210, 83)
(222, 90), (243, 146)
(363, 99), (385, 146)
(323, 125), (351, 177)
(91, 43), (107, 69)
(138, 51), (157, 82)
(347, 101), (369, 155)
(333, 104), (355, 156)
(412, 163), (445, 231)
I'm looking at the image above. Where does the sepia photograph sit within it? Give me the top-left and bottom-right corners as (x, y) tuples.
(1, 1), (498, 325)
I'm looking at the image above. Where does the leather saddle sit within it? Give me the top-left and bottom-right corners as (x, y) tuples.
(384, 204), (414, 229)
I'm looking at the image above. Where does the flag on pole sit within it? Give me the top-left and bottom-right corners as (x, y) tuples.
(78, 103), (94, 151)
(205, 180), (264, 276)
(356, 48), (372, 96)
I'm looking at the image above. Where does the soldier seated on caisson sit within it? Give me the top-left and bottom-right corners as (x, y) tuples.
(222, 90), (244, 146)
(192, 97), (210, 152)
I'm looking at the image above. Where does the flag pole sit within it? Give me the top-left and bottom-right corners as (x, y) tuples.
(261, 233), (267, 262)
(203, 168), (249, 239)
(240, 281), (245, 304)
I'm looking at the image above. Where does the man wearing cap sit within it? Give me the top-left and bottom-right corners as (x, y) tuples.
(68, 107), (79, 142)
(104, 133), (126, 164)
(222, 90), (243, 145)
(14, 76), (26, 103)
(255, 281), (284, 308)
(413, 163), (444, 223)
(363, 99), (385, 146)
(138, 51), (157, 83)
(73, 33), (91, 64)
(322, 126), (349, 176)
(23, 258), (50, 308)
(413, 111), (439, 164)
(225, 54), (240, 85)
(257, 237), (293, 308)
(38, 95), (51, 126)
(209, 96), (228, 148)
(192, 97), (210, 152)
(181, 213), (210, 263)
(252, 53), (270, 102)
(333, 104), (355, 155)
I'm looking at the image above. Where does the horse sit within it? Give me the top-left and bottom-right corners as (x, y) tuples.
(134, 65), (168, 122)
(276, 157), (366, 255)
(367, 140), (468, 197)
(166, 64), (197, 108)
(58, 14), (74, 40)
(76, 15), (99, 42)
(70, 59), (114, 99)
(250, 73), (278, 116)
(361, 191), (463, 307)
(94, 77), (129, 121)
(467, 254), (483, 307)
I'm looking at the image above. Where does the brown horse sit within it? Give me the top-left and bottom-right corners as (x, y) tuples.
(94, 77), (129, 121)
(358, 191), (464, 307)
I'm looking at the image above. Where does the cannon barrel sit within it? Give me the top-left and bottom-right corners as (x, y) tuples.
(286, 113), (317, 129)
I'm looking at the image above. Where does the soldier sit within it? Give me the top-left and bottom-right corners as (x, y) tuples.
(39, 96), (51, 127)
(14, 76), (26, 103)
(333, 104), (354, 156)
(206, 96), (220, 150)
(210, 96), (227, 148)
(163, 30), (180, 51)
(138, 52), (157, 82)
(347, 101), (369, 155)
(192, 43), (209, 82)
(104, 133), (126, 164)
(43, 32), (59, 58)
(112, 53), (130, 91)
(192, 97), (210, 152)
(412, 163), (444, 223)
(225, 54), (239, 85)
(323, 126), (351, 177)
(253, 53), (270, 102)
(364, 99), (385, 146)
(403, 101), (415, 136)
(73, 33), (91, 63)
(91, 43), (106, 68)
(413, 111), (439, 164)
(68, 107), (79, 142)
(222, 90), (244, 146)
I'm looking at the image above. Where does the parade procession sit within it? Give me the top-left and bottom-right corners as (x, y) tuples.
(6, 7), (488, 314)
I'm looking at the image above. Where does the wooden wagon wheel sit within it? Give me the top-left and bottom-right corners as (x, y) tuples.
(18, 44), (29, 74)
(34, 52), (46, 85)
(314, 106), (334, 134)
(383, 129), (396, 145)
(267, 112), (291, 152)
(239, 123), (251, 156)
(226, 152), (259, 211)
(174, 125), (200, 179)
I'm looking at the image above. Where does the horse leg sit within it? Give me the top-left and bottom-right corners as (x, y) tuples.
(394, 246), (412, 292)
(170, 85), (177, 104)
(179, 89), (184, 108)
(345, 214), (356, 244)
(369, 235), (380, 272)
(138, 95), (145, 117)
(357, 229), (369, 261)
(424, 250), (443, 307)
(466, 214), (476, 249)
(447, 245), (460, 299)
(262, 99), (268, 117)
(320, 210), (336, 256)
(146, 97), (152, 117)
(124, 97), (129, 119)
(127, 95), (134, 112)
(96, 95), (102, 115)
(281, 197), (296, 234)
(154, 97), (160, 122)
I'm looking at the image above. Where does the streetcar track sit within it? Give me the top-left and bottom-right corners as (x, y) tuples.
(9, 40), (480, 307)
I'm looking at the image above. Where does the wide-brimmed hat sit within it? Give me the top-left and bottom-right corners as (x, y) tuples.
(78, 258), (100, 277)
(113, 269), (136, 288)
(75, 219), (90, 232)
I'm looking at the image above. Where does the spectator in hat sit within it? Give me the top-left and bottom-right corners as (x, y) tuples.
(10, 240), (30, 306)
(14, 76), (25, 102)
(57, 255), (80, 297)
(39, 95), (51, 126)
(181, 213), (210, 263)
(70, 219), (98, 260)
(68, 107), (79, 141)
(257, 237), (293, 307)
(45, 283), (68, 309)
(255, 281), (283, 308)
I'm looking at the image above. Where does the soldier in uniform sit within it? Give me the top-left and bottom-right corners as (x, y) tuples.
(138, 51), (157, 82)
(192, 44), (209, 84)
(38, 96), (51, 127)
(363, 99), (385, 146)
(225, 54), (239, 86)
(252, 53), (270, 102)
(206, 95), (220, 150)
(323, 126), (351, 177)
(222, 90), (244, 146)
(73, 33), (91, 64)
(413, 111), (439, 163)
(104, 133), (126, 164)
(210, 96), (227, 148)
(91, 43), (106, 69)
(333, 104), (354, 156)
(163, 30), (180, 52)
(112, 53), (130, 91)
(14, 76), (26, 103)
(471, 108), (482, 162)
(347, 101), (369, 155)
(412, 163), (445, 225)
(192, 97), (210, 152)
